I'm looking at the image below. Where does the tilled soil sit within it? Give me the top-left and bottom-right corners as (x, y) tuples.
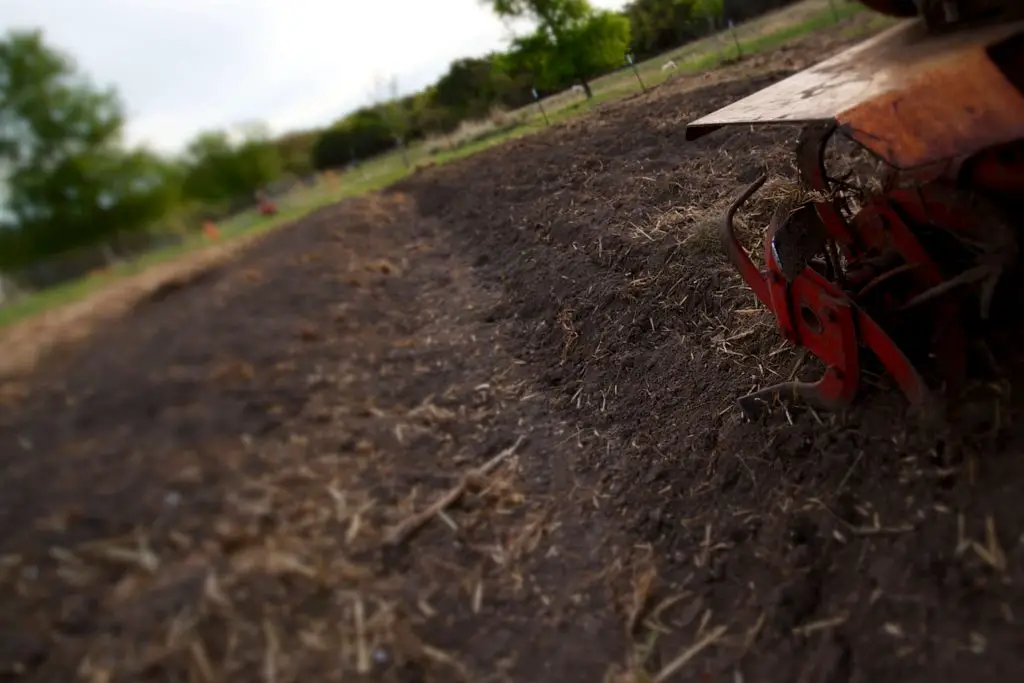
(3, 15), (1024, 683)
(393, 22), (1024, 683)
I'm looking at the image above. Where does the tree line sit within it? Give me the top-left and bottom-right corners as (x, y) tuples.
(0, 0), (802, 273)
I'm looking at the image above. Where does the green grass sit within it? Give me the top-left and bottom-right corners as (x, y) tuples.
(0, 165), (426, 328)
(582, 0), (868, 95)
(0, 0), (891, 330)
(0, 211), (291, 328)
(0, 275), (110, 328)
(742, 3), (863, 51)
(333, 0), (879, 181)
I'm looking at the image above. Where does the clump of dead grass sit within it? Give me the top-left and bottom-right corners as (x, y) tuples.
(596, 545), (737, 683)
(675, 174), (828, 255)
(15, 399), (533, 682)
(0, 195), (557, 683)
(0, 235), (258, 379)
(422, 107), (530, 155)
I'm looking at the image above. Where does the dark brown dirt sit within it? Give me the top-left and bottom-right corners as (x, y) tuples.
(0, 191), (653, 683)
(2, 14), (1023, 683)
(391, 18), (1024, 683)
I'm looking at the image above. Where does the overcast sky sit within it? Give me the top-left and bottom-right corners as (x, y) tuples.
(3, 0), (628, 154)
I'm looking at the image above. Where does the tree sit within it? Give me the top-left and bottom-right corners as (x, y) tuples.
(624, 0), (702, 58)
(0, 29), (177, 268)
(431, 53), (535, 119)
(486, 0), (592, 28)
(433, 57), (500, 120)
(561, 11), (632, 96)
(275, 129), (319, 177)
(180, 127), (282, 205)
(481, 0), (631, 99)
(312, 106), (396, 170)
(692, 0), (725, 32)
(487, 52), (537, 109)
(368, 75), (410, 167)
(403, 88), (458, 144)
(94, 150), (182, 245)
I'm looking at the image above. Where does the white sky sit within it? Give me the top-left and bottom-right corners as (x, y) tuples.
(3, 0), (628, 154)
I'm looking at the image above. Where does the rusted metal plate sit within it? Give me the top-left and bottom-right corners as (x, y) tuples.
(686, 19), (1024, 168)
(837, 46), (1024, 168)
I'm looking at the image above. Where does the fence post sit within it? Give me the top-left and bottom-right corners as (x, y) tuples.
(532, 87), (550, 126)
(626, 52), (647, 92)
(728, 19), (741, 58)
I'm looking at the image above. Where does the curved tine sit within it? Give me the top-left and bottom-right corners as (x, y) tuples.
(721, 174), (771, 306)
(721, 174), (768, 246)
(737, 380), (832, 421)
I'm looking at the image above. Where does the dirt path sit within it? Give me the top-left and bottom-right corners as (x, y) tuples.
(0, 240), (253, 381)
(2, 14), (1023, 683)
(0, 192), (655, 682)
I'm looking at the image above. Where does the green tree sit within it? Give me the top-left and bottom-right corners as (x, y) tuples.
(433, 57), (499, 120)
(482, 0), (631, 98)
(369, 76), (410, 167)
(0, 29), (177, 268)
(94, 150), (182, 242)
(624, 0), (702, 58)
(692, 0), (725, 31)
(487, 0), (592, 26)
(180, 127), (282, 205)
(274, 129), (320, 177)
(312, 106), (396, 170)
(403, 88), (457, 142)
(488, 52), (536, 109)
(562, 11), (632, 95)
(431, 53), (535, 118)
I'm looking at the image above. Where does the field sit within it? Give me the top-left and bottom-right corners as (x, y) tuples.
(2, 14), (1023, 683)
(0, 2), (891, 332)
(328, 0), (890, 191)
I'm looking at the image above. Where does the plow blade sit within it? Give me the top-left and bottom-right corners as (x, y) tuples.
(685, 19), (1024, 169)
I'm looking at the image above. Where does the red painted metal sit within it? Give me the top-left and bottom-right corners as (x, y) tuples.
(720, 134), (1024, 416)
(705, 12), (1024, 417)
(722, 174), (930, 418)
(685, 19), (1024, 167)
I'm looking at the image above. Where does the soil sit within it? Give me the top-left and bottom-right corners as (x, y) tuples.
(0, 237), (259, 380)
(3, 14), (1024, 683)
